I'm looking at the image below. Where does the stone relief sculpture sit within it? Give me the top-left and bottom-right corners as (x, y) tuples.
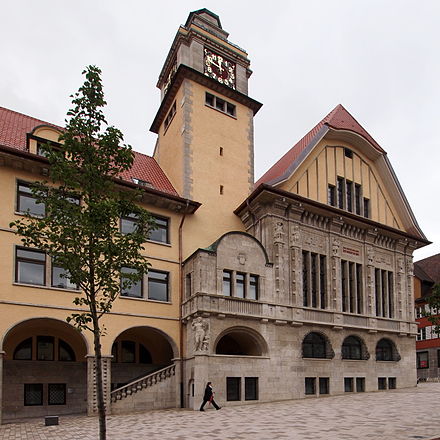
(274, 221), (284, 243)
(367, 246), (374, 265)
(192, 317), (209, 352)
(290, 224), (300, 246)
(332, 238), (340, 256)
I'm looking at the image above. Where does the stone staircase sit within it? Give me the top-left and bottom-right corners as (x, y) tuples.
(110, 364), (177, 414)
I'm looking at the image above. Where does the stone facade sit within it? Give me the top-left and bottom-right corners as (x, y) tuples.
(182, 193), (419, 408)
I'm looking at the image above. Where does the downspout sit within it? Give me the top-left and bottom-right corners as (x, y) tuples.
(178, 200), (189, 408)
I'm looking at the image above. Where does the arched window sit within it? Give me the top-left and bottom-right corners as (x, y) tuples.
(13, 337), (32, 360)
(342, 336), (362, 360)
(59, 339), (76, 361)
(376, 338), (395, 361)
(303, 332), (326, 358)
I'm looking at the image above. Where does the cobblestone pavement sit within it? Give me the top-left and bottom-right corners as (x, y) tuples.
(2, 383), (440, 440)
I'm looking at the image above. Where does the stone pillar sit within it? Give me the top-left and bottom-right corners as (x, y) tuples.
(330, 236), (341, 311)
(0, 351), (4, 425)
(366, 246), (376, 316)
(86, 355), (112, 416)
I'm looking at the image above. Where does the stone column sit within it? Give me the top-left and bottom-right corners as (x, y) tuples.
(86, 355), (112, 416)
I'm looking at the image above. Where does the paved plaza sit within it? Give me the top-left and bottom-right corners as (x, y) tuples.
(2, 382), (440, 440)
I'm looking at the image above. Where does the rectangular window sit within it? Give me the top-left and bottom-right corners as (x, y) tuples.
(356, 377), (365, 392)
(417, 351), (429, 369)
(355, 184), (361, 215)
(164, 101), (176, 130)
(17, 181), (45, 216)
(148, 270), (169, 302)
(24, 384), (43, 406)
(341, 260), (363, 314)
(236, 272), (245, 298)
(303, 251), (326, 309)
(186, 273), (192, 298)
(378, 377), (387, 390)
(223, 270), (232, 296)
(37, 336), (54, 361)
(121, 267), (143, 298)
(226, 377), (241, 401)
(415, 307), (422, 319)
(319, 377), (329, 395)
(388, 377), (396, 390)
(149, 215), (169, 244)
(305, 377), (316, 395)
(346, 180), (353, 212)
(328, 184), (336, 206)
(363, 198), (370, 218)
(344, 377), (354, 392)
(121, 213), (139, 235)
(249, 275), (259, 300)
(52, 264), (77, 289)
(16, 247), (46, 286)
(245, 377), (258, 401)
(337, 177), (344, 209)
(36, 139), (62, 158)
(374, 269), (394, 318)
(205, 92), (236, 117)
(48, 383), (66, 405)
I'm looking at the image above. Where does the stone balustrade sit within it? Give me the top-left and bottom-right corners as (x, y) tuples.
(182, 292), (415, 335)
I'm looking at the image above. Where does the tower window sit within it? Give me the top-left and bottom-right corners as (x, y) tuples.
(164, 101), (176, 131)
(205, 92), (236, 117)
(220, 185), (224, 195)
(219, 147), (224, 156)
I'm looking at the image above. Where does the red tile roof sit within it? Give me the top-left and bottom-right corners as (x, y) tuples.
(255, 104), (385, 187)
(0, 106), (178, 196)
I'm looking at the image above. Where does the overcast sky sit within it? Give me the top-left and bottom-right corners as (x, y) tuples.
(1, 0), (439, 261)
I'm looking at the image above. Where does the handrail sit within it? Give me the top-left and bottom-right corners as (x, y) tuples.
(110, 363), (175, 403)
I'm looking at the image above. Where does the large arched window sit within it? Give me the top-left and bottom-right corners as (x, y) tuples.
(342, 336), (362, 360)
(303, 332), (327, 358)
(376, 338), (396, 361)
(59, 339), (76, 361)
(13, 337), (32, 360)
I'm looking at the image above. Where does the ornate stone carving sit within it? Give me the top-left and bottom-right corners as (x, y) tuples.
(274, 221), (284, 243)
(192, 317), (209, 352)
(290, 224), (300, 247)
(237, 253), (247, 265)
(332, 238), (340, 257)
(406, 256), (414, 276)
(367, 246), (374, 265)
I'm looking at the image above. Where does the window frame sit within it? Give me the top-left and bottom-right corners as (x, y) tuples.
(15, 247), (46, 286)
(16, 181), (46, 217)
(24, 383), (43, 406)
(205, 92), (236, 117)
(226, 377), (241, 401)
(147, 269), (169, 302)
(305, 377), (316, 395)
(244, 377), (259, 401)
(148, 215), (170, 244)
(120, 266), (143, 299)
(48, 383), (67, 405)
(417, 351), (429, 369)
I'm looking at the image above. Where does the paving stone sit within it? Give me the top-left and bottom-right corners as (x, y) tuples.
(2, 383), (440, 439)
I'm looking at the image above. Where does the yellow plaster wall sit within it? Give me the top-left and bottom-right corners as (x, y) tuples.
(182, 82), (251, 256)
(0, 164), (181, 357)
(154, 88), (185, 194)
(278, 141), (405, 231)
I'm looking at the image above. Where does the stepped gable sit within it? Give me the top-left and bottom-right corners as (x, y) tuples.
(256, 104), (384, 187)
(0, 106), (178, 196)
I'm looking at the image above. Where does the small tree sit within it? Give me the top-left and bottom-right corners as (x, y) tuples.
(10, 66), (154, 440)
(422, 284), (440, 337)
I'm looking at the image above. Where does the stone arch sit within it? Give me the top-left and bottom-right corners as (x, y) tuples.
(2, 317), (89, 422)
(207, 231), (271, 265)
(376, 337), (400, 361)
(214, 326), (268, 356)
(110, 326), (178, 390)
(341, 334), (370, 360)
(302, 331), (335, 359)
(2, 317), (88, 358)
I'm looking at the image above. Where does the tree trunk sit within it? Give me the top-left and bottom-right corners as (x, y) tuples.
(92, 314), (106, 440)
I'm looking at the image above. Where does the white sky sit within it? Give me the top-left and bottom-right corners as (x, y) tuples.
(1, 0), (439, 261)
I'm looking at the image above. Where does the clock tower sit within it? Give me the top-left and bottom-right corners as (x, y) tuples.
(150, 9), (262, 256)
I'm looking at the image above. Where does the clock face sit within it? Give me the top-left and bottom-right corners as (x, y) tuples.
(204, 48), (236, 89)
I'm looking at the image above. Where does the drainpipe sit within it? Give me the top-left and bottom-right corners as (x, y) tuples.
(178, 200), (189, 408)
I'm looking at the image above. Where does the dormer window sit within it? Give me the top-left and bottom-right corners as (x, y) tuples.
(132, 178), (153, 188)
